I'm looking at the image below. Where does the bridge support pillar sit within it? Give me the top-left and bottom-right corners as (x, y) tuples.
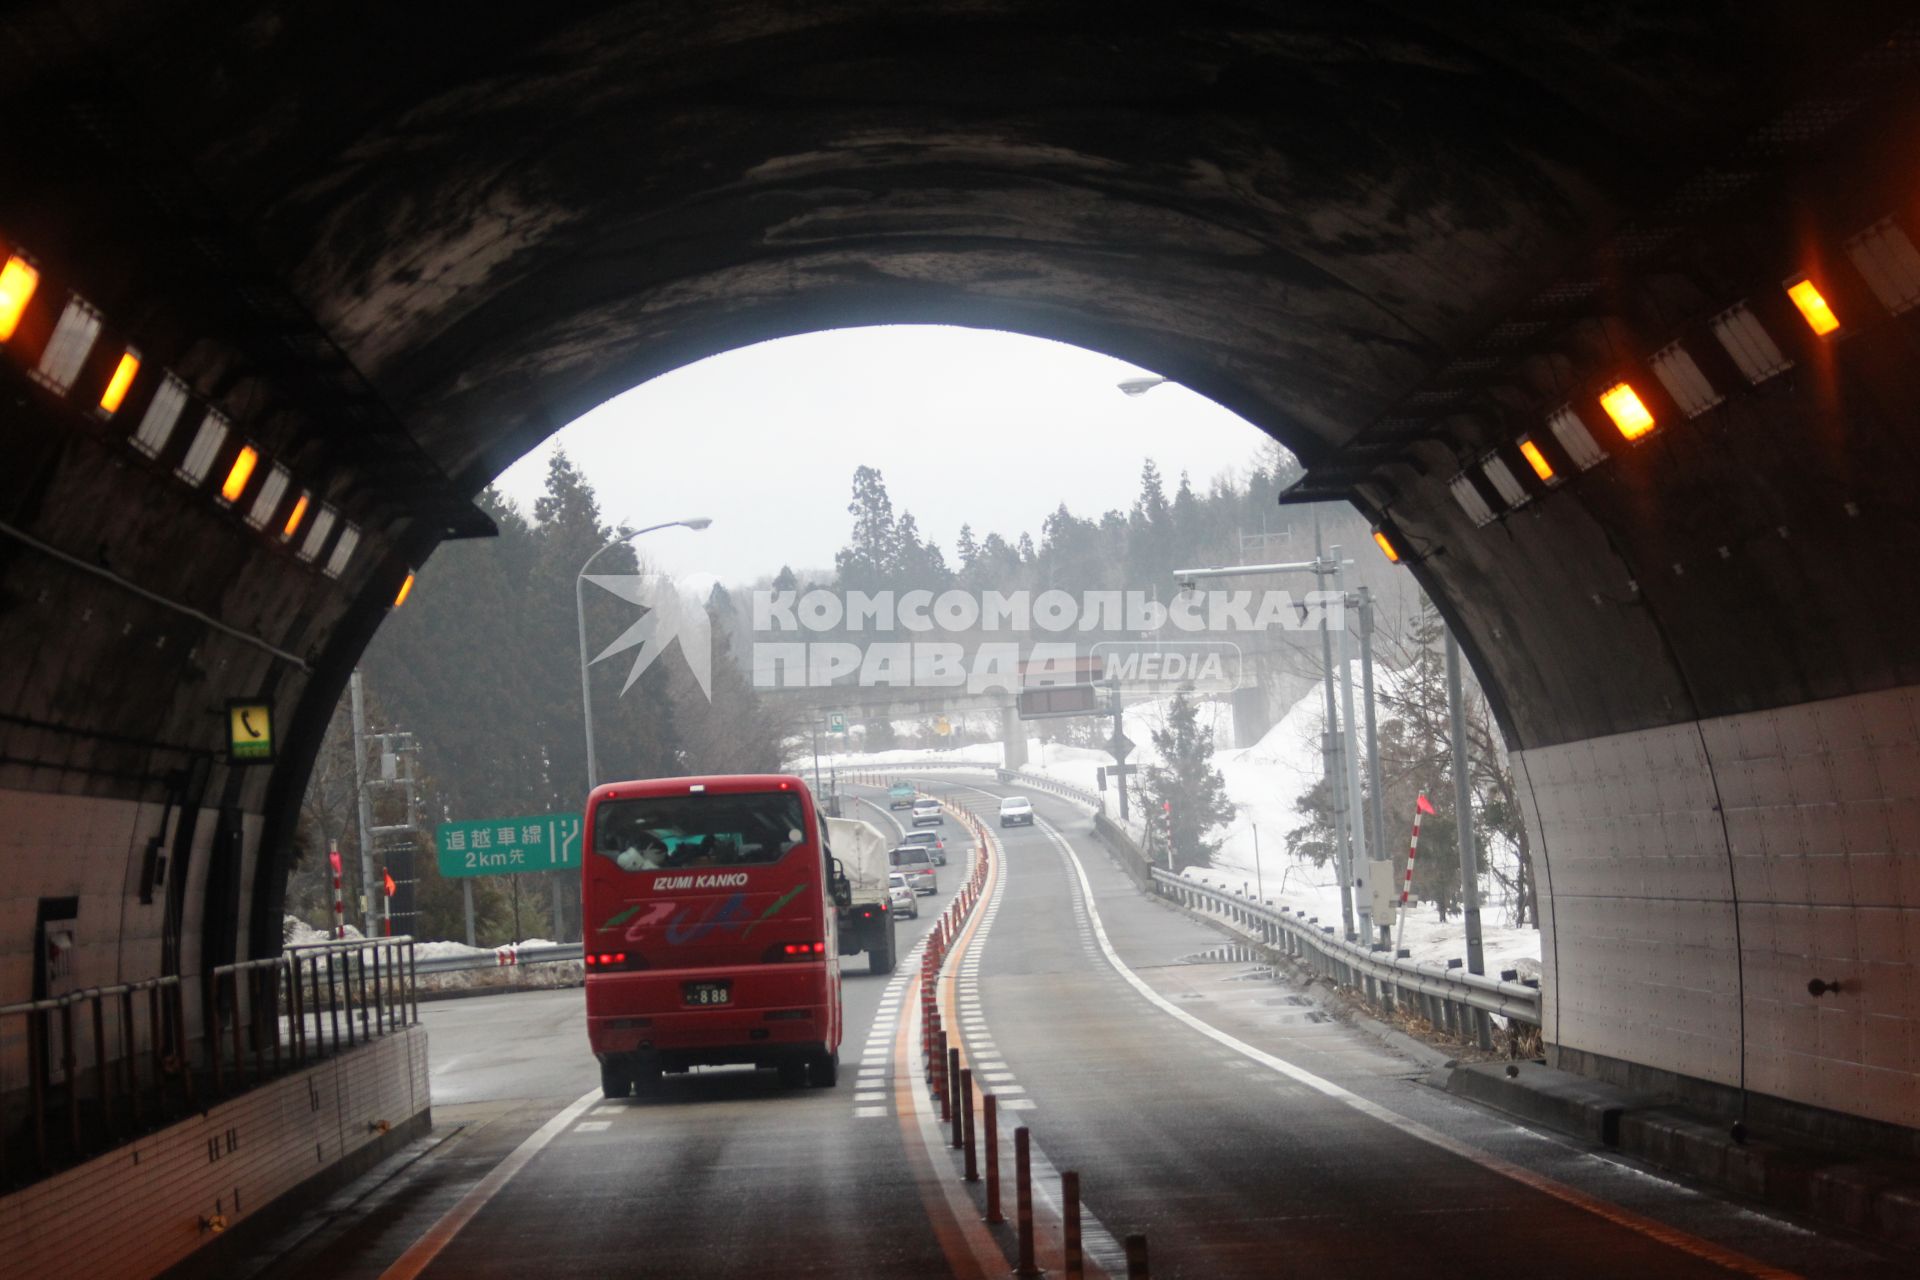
(1000, 701), (1028, 771)
(1230, 684), (1272, 749)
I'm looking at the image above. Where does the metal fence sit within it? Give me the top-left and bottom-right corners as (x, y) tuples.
(0, 934), (417, 1187)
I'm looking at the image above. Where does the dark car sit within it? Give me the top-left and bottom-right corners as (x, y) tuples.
(901, 829), (947, 865)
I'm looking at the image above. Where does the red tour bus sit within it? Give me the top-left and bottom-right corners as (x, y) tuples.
(582, 773), (845, 1096)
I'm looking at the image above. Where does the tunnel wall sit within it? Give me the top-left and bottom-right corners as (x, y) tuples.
(1519, 683), (1920, 1130)
(0, 788), (260, 1088)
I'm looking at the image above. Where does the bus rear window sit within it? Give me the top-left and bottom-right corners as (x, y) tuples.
(593, 791), (807, 873)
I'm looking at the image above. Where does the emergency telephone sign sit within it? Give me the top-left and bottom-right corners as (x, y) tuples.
(226, 699), (275, 764)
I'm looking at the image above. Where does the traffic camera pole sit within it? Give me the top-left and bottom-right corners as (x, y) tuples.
(1358, 587), (1388, 945)
(1335, 550), (1371, 943)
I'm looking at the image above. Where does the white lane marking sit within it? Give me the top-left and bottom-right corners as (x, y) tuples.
(380, 1087), (601, 1280)
(573, 1120), (612, 1132)
(855, 1091), (888, 1102)
(1000, 1098), (1038, 1111)
(1034, 817), (1801, 1279)
(855, 1105), (889, 1118)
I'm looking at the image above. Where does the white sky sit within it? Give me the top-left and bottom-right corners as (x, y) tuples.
(492, 325), (1277, 586)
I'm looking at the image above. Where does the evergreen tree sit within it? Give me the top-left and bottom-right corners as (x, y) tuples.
(772, 565), (798, 592)
(835, 465), (898, 590)
(1142, 690), (1235, 871)
(954, 524), (979, 571)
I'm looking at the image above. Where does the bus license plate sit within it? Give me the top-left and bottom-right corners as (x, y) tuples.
(684, 981), (731, 1007)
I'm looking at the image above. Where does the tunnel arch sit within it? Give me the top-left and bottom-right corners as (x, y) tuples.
(2, 2), (1918, 1160)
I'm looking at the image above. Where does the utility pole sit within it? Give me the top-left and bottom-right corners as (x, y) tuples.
(1358, 587), (1388, 946)
(1445, 629), (1486, 977)
(349, 671), (377, 938)
(1110, 683), (1130, 824)
(1313, 518), (1355, 939)
(1335, 550), (1371, 942)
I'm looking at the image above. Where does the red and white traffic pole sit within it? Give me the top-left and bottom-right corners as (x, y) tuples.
(1393, 793), (1436, 956)
(328, 847), (345, 939)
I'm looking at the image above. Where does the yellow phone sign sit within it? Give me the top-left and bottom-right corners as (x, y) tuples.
(227, 700), (274, 763)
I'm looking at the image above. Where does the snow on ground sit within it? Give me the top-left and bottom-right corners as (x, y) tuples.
(812, 678), (1542, 977)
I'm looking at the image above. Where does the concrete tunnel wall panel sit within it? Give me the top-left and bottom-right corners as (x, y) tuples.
(1519, 682), (1920, 1131)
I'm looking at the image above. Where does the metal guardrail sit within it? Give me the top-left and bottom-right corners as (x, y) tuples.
(996, 768), (1103, 811)
(929, 761), (1543, 1034)
(411, 942), (584, 975)
(0, 934), (416, 1188)
(1149, 869), (1542, 1029)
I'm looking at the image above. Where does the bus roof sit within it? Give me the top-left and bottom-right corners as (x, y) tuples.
(587, 774), (811, 805)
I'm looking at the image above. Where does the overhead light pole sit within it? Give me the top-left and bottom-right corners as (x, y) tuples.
(1172, 529), (1370, 941)
(576, 518), (713, 791)
(1117, 375), (1173, 397)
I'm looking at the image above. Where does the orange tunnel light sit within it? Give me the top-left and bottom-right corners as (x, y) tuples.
(282, 492), (311, 539)
(220, 445), (259, 503)
(1371, 528), (1401, 564)
(1599, 382), (1656, 441)
(1785, 278), (1841, 336)
(99, 350), (141, 415)
(393, 572), (415, 608)
(1518, 437), (1555, 482)
(0, 255), (40, 342)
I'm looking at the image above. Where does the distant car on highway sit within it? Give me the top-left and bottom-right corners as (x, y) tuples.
(911, 798), (943, 827)
(901, 829), (947, 865)
(887, 782), (917, 809)
(998, 796), (1034, 828)
(889, 845), (938, 895)
(888, 872), (918, 919)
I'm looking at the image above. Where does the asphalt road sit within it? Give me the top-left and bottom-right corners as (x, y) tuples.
(233, 775), (1911, 1280)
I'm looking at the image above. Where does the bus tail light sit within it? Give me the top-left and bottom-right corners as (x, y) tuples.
(585, 951), (645, 970)
(762, 940), (828, 962)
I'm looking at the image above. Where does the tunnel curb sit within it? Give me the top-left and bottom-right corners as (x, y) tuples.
(1441, 1060), (1920, 1250)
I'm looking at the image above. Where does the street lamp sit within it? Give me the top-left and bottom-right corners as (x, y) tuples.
(576, 518), (712, 790)
(1117, 376), (1172, 397)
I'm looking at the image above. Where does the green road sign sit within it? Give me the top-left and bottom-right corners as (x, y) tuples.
(437, 812), (583, 878)
(827, 712), (847, 734)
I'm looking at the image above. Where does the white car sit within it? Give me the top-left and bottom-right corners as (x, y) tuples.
(998, 796), (1034, 827)
(911, 797), (944, 827)
(888, 872), (918, 919)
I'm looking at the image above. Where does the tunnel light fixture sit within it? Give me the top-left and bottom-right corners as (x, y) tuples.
(1710, 301), (1793, 384)
(282, 491), (311, 540)
(1649, 342), (1723, 418)
(1480, 453), (1529, 507)
(34, 296), (101, 393)
(1598, 383), (1656, 441)
(393, 571), (415, 608)
(1518, 436), (1555, 483)
(175, 411), (229, 485)
(219, 444), (259, 503)
(1784, 277), (1841, 336)
(323, 523), (361, 579)
(132, 372), (188, 457)
(1546, 406), (1608, 471)
(1449, 473), (1497, 528)
(98, 348), (141, 416)
(247, 463), (290, 530)
(1370, 529), (1401, 563)
(0, 254), (39, 341)
(297, 503), (337, 562)
(1843, 218), (1920, 315)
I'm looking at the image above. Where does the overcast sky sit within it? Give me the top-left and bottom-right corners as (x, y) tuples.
(492, 325), (1277, 586)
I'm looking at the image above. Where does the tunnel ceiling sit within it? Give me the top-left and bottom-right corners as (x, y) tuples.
(8, 2), (1897, 484)
(2, 1), (1918, 820)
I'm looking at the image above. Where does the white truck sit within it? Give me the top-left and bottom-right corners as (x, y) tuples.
(825, 816), (897, 975)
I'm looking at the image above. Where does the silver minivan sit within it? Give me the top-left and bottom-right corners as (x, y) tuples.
(889, 845), (938, 895)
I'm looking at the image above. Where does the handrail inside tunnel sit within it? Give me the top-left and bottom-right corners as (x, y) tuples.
(0, 935), (417, 1189)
